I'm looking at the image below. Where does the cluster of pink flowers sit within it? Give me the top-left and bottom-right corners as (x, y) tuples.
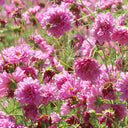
(0, 0), (128, 127)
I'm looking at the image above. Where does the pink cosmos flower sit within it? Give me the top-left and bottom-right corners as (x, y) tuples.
(116, 72), (128, 101)
(98, 71), (118, 100)
(0, 119), (16, 128)
(112, 26), (128, 46)
(71, 34), (85, 52)
(74, 57), (101, 82)
(93, 12), (114, 45)
(0, 111), (9, 119)
(12, 0), (25, 6)
(56, 76), (83, 100)
(16, 124), (27, 128)
(80, 37), (95, 57)
(54, 71), (71, 90)
(50, 112), (61, 123)
(2, 44), (34, 64)
(60, 100), (72, 115)
(41, 83), (56, 105)
(86, 85), (109, 113)
(99, 111), (113, 128)
(32, 34), (54, 57)
(76, 81), (92, 107)
(115, 57), (128, 71)
(96, 0), (113, 10)
(33, 50), (50, 60)
(65, 116), (79, 125)
(23, 104), (40, 121)
(20, 65), (38, 79)
(50, 57), (64, 72)
(41, 4), (73, 37)
(22, 5), (41, 24)
(0, 67), (25, 97)
(111, 103), (127, 120)
(0, 0), (5, 5)
(116, 14), (126, 26)
(15, 77), (43, 106)
(43, 69), (55, 83)
(82, 111), (91, 124)
(3, 4), (15, 17)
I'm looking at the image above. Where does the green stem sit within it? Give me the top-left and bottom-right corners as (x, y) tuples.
(79, 0), (96, 18)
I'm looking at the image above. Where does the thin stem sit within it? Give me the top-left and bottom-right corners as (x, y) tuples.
(79, 0), (96, 18)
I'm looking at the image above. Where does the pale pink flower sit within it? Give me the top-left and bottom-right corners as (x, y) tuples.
(50, 112), (61, 123)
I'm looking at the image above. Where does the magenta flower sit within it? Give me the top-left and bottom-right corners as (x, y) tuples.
(99, 110), (113, 128)
(0, 119), (15, 128)
(23, 104), (40, 121)
(65, 116), (79, 125)
(112, 26), (128, 46)
(41, 83), (56, 105)
(96, 0), (113, 10)
(116, 14), (126, 26)
(56, 76), (83, 100)
(80, 37), (95, 57)
(74, 57), (101, 82)
(0, 67), (25, 97)
(20, 65), (38, 79)
(60, 100), (72, 115)
(2, 44), (34, 64)
(15, 77), (43, 106)
(32, 34), (54, 58)
(22, 5), (41, 24)
(115, 57), (127, 71)
(98, 71), (118, 100)
(41, 4), (73, 37)
(93, 12), (114, 45)
(111, 103), (127, 120)
(86, 85), (109, 113)
(116, 72), (128, 101)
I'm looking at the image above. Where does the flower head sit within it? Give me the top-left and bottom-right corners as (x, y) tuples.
(2, 44), (34, 64)
(74, 57), (101, 82)
(15, 77), (43, 106)
(112, 26), (128, 46)
(93, 12), (114, 45)
(116, 72), (128, 101)
(87, 85), (109, 113)
(41, 4), (73, 37)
